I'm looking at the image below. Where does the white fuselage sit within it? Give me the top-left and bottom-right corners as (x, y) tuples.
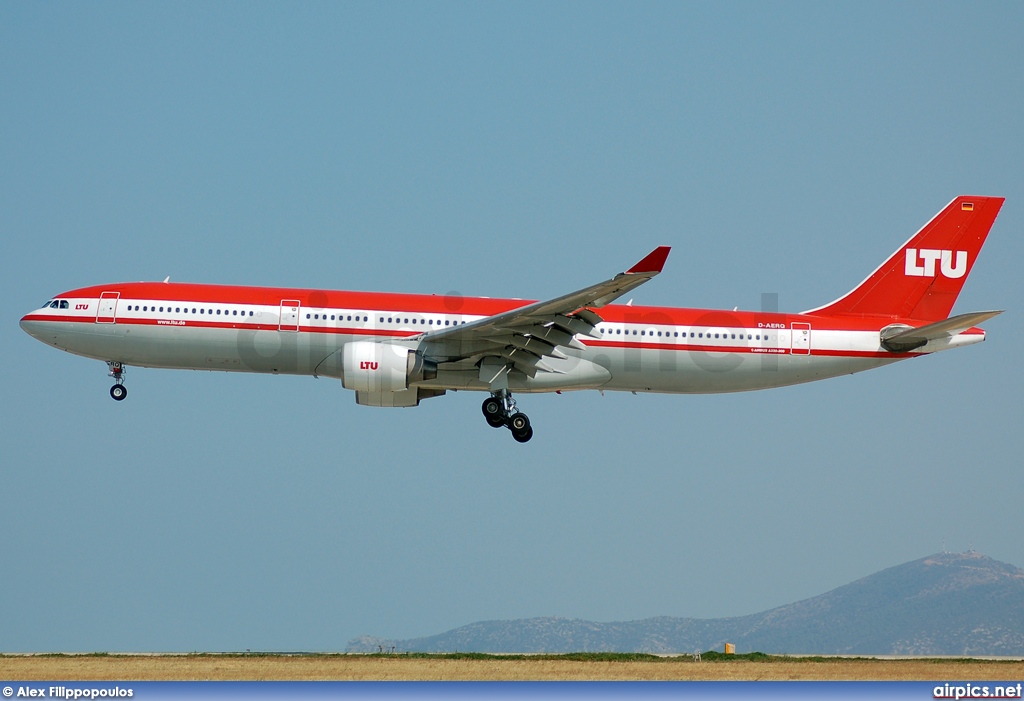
(20, 284), (983, 398)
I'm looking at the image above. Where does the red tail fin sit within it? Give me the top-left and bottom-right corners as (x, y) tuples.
(806, 196), (1004, 321)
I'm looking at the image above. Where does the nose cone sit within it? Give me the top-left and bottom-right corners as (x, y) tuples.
(19, 311), (54, 343)
(20, 313), (45, 342)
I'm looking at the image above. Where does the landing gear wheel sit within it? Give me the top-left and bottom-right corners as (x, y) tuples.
(511, 425), (534, 443)
(482, 390), (532, 441)
(482, 397), (505, 427)
(106, 362), (127, 401)
(508, 412), (530, 433)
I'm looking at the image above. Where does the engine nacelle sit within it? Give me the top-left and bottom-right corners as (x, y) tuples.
(341, 341), (435, 393)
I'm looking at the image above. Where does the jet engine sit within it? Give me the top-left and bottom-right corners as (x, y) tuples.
(341, 341), (436, 393)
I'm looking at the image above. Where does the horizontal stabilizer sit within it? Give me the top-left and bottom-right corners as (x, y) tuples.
(880, 310), (1002, 352)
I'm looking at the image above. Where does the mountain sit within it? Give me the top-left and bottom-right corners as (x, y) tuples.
(347, 552), (1024, 655)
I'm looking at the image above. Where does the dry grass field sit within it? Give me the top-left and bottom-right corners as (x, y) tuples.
(2, 654), (1024, 681)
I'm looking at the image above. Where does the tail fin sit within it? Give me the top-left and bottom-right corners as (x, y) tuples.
(805, 196), (1004, 321)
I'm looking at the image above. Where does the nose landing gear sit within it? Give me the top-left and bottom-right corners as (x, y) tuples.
(108, 362), (127, 401)
(481, 391), (533, 442)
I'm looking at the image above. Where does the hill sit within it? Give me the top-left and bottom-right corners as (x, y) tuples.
(347, 552), (1024, 655)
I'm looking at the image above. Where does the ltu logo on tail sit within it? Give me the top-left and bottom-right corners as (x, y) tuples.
(905, 249), (967, 278)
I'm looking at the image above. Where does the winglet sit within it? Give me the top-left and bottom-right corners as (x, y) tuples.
(626, 246), (671, 274)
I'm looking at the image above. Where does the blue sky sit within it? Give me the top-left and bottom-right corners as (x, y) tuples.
(2, 2), (1023, 651)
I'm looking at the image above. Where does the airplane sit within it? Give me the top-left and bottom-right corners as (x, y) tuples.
(21, 195), (1003, 443)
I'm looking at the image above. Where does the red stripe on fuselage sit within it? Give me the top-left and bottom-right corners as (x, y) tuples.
(57, 282), (523, 317)
(20, 313), (423, 338)
(51, 281), (954, 331)
(583, 339), (916, 359)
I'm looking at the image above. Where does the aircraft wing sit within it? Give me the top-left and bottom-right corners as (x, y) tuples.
(420, 246), (670, 377)
(880, 310), (1002, 352)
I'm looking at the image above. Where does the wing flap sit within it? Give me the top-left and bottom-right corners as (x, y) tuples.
(422, 246), (670, 382)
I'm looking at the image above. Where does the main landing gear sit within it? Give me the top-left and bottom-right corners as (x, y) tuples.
(107, 361), (127, 401)
(481, 391), (533, 443)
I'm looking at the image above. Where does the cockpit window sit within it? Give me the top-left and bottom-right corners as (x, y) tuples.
(59, 300), (69, 309)
(48, 301), (60, 309)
